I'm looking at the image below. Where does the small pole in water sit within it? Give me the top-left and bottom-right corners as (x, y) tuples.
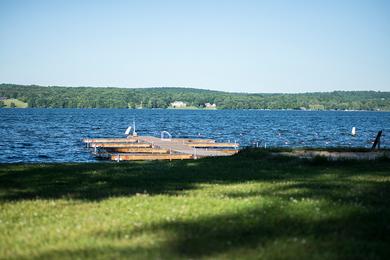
(352, 127), (356, 136)
(132, 118), (137, 137)
(371, 130), (383, 150)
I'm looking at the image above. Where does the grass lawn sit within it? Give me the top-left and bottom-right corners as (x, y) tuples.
(0, 149), (389, 259)
(1, 99), (28, 108)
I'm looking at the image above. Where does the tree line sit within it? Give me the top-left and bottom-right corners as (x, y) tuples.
(0, 84), (389, 111)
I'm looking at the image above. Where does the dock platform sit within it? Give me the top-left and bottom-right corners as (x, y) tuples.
(83, 135), (239, 161)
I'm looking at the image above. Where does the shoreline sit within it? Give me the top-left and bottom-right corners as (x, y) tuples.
(1, 148), (389, 164)
(1, 107), (389, 112)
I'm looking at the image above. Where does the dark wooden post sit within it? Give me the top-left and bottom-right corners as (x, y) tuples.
(371, 130), (383, 150)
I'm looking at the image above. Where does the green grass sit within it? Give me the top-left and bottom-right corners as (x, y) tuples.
(1, 98), (28, 108)
(0, 149), (389, 259)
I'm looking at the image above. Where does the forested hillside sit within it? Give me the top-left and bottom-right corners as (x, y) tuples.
(1, 84), (389, 110)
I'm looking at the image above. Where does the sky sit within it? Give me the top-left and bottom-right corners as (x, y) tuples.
(0, 0), (389, 93)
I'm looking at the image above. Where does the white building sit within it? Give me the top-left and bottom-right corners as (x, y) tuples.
(205, 103), (217, 109)
(171, 101), (187, 108)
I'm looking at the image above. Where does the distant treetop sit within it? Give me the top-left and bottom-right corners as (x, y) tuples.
(0, 84), (389, 111)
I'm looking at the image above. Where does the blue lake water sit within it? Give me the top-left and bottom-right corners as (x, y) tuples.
(0, 108), (389, 163)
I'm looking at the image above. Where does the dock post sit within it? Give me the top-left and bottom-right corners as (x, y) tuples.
(372, 130), (383, 150)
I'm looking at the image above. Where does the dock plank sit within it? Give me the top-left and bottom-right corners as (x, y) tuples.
(172, 139), (216, 143)
(187, 143), (239, 148)
(83, 138), (138, 143)
(111, 153), (193, 161)
(90, 143), (151, 148)
(137, 136), (230, 157)
(105, 148), (169, 153)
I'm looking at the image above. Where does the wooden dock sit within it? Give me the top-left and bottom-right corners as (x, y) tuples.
(105, 148), (169, 153)
(84, 135), (239, 161)
(89, 143), (151, 148)
(83, 138), (138, 143)
(111, 153), (193, 161)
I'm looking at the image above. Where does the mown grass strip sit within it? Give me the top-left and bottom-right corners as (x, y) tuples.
(0, 150), (389, 259)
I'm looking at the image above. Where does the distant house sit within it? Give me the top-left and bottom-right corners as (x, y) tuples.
(171, 101), (187, 108)
(205, 103), (217, 109)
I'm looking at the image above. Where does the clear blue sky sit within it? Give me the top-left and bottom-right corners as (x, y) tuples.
(0, 0), (389, 93)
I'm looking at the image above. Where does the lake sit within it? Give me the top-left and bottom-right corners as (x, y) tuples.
(0, 109), (389, 163)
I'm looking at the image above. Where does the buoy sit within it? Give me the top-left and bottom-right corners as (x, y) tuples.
(352, 127), (356, 136)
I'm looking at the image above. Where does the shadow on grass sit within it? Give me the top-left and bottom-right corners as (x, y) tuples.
(140, 200), (389, 259)
(1, 150), (390, 259)
(0, 161), (198, 201)
(0, 152), (314, 201)
(26, 185), (390, 259)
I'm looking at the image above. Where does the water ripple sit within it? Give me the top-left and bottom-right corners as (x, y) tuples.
(0, 109), (389, 163)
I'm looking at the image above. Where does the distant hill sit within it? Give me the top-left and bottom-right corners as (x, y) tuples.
(0, 83), (389, 111)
